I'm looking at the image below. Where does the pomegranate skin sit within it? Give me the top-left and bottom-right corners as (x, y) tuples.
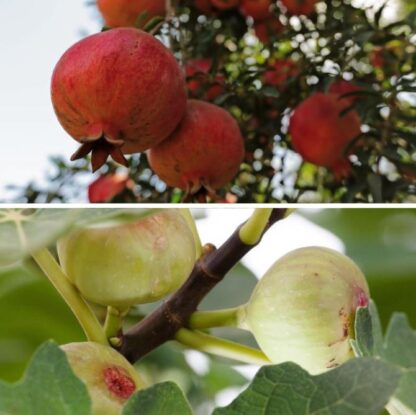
(254, 17), (283, 43)
(51, 28), (187, 171)
(281, 0), (318, 16)
(240, 0), (272, 20)
(148, 100), (245, 193)
(263, 59), (299, 91)
(289, 93), (361, 175)
(329, 80), (361, 106)
(210, 0), (240, 11)
(97, 0), (166, 28)
(88, 174), (130, 203)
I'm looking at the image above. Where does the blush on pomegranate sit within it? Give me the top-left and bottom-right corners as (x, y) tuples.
(88, 174), (130, 203)
(51, 28), (187, 171)
(281, 0), (318, 16)
(240, 0), (273, 20)
(210, 0), (240, 10)
(148, 100), (245, 194)
(289, 92), (361, 178)
(185, 59), (225, 101)
(263, 58), (300, 91)
(97, 0), (166, 28)
(253, 17), (283, 43)
(328, 79), (361, 106)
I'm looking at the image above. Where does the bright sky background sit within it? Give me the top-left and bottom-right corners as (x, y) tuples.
(0, 0), (400, 200)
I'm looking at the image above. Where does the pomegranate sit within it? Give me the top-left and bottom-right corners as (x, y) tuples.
(328, 79), (361, 106)
(97, 0), (166, 28)
(240, 247), (370, 374)
(148, 100), (245, 193)
(195, 0), (216, 14)
(185, 58), (225, 101)
(61, 342), (145, 415)
(289, 92), (361, 178)
(88, 174), (131, 203)
(263, 58), (299, 91)
(253, 17), (283, 43)
(51, 28), (187, 171)
(57, 210), (196, 307)
(210, 0), (240, 10)
(281, 0), (318, 16)
(240, 0), (273, 20)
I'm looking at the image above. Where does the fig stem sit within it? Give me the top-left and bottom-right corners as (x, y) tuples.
(104, 306), (129, 340)
(239, 209), (273, 245)
(179, 209), (203, 259)
(189, 307), (240, 330)
(31, 248), (108, 345)
(175, 328), (270, 366)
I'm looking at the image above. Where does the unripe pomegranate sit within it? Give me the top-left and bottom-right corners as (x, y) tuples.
(97, 0), (166, 28)
(185, 59), (225, 101)
(57, 210), (196, 308)
(61, 342), (145, 415)
(240, 247), (370, 374)
(88, 174), (131, 203)
(289, 92), (361, 178)
(210, 0), (240, 10)
(240, 0), (272, 20)
(328, 80), (361, 106)
(148, 100), (245, 193)
(253, 17), (283, 43)
(281, 0), (318, 16)
(51, 28), (187, 171)
(263, 59), (299, 91)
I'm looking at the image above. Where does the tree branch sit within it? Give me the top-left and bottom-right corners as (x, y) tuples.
(119, 208), (287, 363)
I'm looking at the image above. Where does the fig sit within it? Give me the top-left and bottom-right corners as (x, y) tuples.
(241, 247), (370, 374)
(97, 0), (166, 28)
(240, 0), (272, 20)
(281, 0), (318, 16)
(51, 28), (187, 171)
(88, 174), (131, 203)
(57, 210), (196, 308)
(263, 59), (300, 91)
(61, 342), (145, 415)
(147, 100), (245, 194)
(289, 92), (361, 178)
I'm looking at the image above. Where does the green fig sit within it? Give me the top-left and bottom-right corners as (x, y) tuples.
(57, 210), (196, 308)
(240, 247), (370, 374)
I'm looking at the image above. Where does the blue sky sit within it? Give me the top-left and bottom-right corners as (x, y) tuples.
(0, 0), (100, 198)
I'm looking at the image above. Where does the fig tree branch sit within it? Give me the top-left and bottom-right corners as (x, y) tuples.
(119, 208), (287, 363)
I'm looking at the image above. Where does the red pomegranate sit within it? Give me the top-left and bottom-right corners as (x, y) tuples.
(185, 59), (225, 101)
(195, 0), (216, 14)
(88, 173), (131, 203)
(148, 100), (245, 193)
(240, 0), (273, 20)
(328, 80), (361, 106)
(51, 28), (187, 171)
(210, 0), (240, 10)
(281, 0), (318, 16)
(289, 93), (361, 178)
(253, 17), (283, 43)
(97, 0), (166, 28)
(263, 59), (299, 91)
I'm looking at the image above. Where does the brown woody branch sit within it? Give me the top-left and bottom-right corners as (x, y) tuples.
(119, 209), (287, 363)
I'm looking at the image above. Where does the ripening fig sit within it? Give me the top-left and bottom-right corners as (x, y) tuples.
(289, 92), (361, 178)
(185, 59), (225, 101)
(281, 0), (318, 16)
(240, 0), (272, 20)
(57, 210), (196, 308)
(88, 174), (131, 203)
(51, 28), (187, 171)
(328, 80), (361, 106)
(263, 59), (300, 91)
(240, 247), (370, 374)
(62, 342), (145, 415)
(210, 0), (240, 10)
(148, 100), (245, 194)
(97, 0), (166, 28)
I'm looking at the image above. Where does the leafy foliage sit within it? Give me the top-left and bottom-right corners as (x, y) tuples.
(8, 0), (416, 203)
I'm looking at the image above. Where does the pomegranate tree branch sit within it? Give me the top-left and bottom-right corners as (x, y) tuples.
(119, 208), (287, 363)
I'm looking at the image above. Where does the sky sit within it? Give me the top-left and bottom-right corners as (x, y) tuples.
(0, 0), (400, 200)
